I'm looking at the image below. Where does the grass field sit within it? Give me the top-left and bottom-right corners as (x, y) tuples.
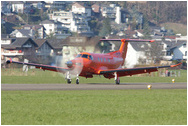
(160, 22), (187, 35)
(1, 89), (187, 125)
(1, 68), (187, 84)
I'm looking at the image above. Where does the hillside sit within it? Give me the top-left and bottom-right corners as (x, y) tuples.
(160, 23), (187, 36)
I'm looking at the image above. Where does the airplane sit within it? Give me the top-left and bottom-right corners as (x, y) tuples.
(6, 39), (182, 84)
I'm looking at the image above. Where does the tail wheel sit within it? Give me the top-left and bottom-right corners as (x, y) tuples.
(76, 79), (79, 84)
(67, 79), (71, 84)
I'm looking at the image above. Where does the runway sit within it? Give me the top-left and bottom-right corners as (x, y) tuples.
(1, 82), (187, 91)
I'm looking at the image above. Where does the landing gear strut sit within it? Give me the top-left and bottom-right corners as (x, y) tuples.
(114, 72), (120, 85)
(66, 72), (71, 84)
(76, 74), (79, 84)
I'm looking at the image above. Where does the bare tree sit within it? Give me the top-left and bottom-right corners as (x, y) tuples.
(145, 42), (164, 64)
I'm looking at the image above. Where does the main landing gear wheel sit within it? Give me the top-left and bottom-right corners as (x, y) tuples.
(67, 79), (71, 84)
(115, 79), (120, 85)
(76, 79), (79, 84)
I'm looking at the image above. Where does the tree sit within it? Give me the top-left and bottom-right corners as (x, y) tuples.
(143, 14), (151, 39)
(146, 42), (164, 64)
(131, 17), (137, 30)
(99, 18), (112, 37)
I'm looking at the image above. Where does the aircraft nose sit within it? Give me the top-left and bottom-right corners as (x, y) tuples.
(65, 61), (73, 68)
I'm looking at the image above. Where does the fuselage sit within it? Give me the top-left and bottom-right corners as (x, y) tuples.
(70, 51), (124, 78)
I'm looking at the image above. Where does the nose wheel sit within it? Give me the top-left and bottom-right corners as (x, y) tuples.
(66, 72), (71, 84)
(76, 74), (79, 84)
(76, 79), (79, 84)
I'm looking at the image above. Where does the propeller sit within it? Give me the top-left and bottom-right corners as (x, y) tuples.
(54, 50), (83, 80)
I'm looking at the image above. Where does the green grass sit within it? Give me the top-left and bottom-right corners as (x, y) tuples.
(1, 89), (187, 125)
(1, 68), (187, 84)
(160, 22), (187, 35)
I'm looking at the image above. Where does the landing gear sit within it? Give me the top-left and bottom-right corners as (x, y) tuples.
(66, 72), (71, 84)
(76, 74), (79, 84)
(114, 72), (120, 85)
(115, 78), (120, 85)
(67, 79), (71, 84)
(76, 79), (79, 84)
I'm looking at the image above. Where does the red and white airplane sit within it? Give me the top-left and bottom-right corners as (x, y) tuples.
(6, 39), (181, 84)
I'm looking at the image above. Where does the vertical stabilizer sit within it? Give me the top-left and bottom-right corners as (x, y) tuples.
(119, 39), (128, 65)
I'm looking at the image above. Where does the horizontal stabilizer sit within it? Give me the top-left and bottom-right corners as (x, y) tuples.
(100, 39), (155, 43)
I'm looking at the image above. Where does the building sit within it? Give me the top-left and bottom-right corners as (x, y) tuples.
(45, 1), (66, 10)
(50, 11), (93, 36)
(11, 1), (24, 13)
(170, 41), (187, 60)
(72, 2), (91, 18)
(1, 38), (38, 62)
(23, 25), (46, 39)
(40, 20), (71, 39)
(101, 4), (121, 24)
(49, 11), (73, 29)
(91, 3), (101, 14)
(10, 29), (35, 38)
(28, 1), (46, 9)
(1, 1), (12, 14)
(34, 39), (54, 64)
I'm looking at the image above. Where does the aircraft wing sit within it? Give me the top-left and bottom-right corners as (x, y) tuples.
(6, 60), (69, 73)
(99, 63), (182, 77)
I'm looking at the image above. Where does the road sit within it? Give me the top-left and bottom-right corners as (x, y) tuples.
(1, 83), (187, 91)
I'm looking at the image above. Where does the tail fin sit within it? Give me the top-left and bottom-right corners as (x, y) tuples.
(119, 39), (128, 65)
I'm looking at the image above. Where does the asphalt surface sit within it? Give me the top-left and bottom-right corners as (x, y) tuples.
(1, 82), (187, 91)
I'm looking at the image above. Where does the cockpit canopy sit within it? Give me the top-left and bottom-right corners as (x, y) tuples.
(76, 53), (93, 60)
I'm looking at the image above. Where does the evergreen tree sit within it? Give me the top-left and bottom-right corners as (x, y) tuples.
(143, 14), (151, 39)
(99, 18), (112, 37)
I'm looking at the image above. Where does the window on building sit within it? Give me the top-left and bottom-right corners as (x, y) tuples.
(166, 51), (171, 56)
(183, 43), (187, 48)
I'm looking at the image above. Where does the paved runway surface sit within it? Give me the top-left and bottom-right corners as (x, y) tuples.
(1, 83), (187, 91)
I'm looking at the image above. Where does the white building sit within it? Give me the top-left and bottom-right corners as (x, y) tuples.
(72, 2), (91, 18)
(40, 20), (71, 39)
(10, 29), (35, 38)
(50, 11), (72, 29)
(50, 11), (92, 35)
(45, 1), (66, 10)
(101, 4), (121, 24)
(11, 1), (24, 13)
(115, 6), (121, 24)
(23, 25), (46, 39)
(171, 41), (187, 60)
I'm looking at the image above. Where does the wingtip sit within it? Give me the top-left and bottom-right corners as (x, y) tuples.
(170, 63), (182, 67)
(150, 40), (155, 43)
